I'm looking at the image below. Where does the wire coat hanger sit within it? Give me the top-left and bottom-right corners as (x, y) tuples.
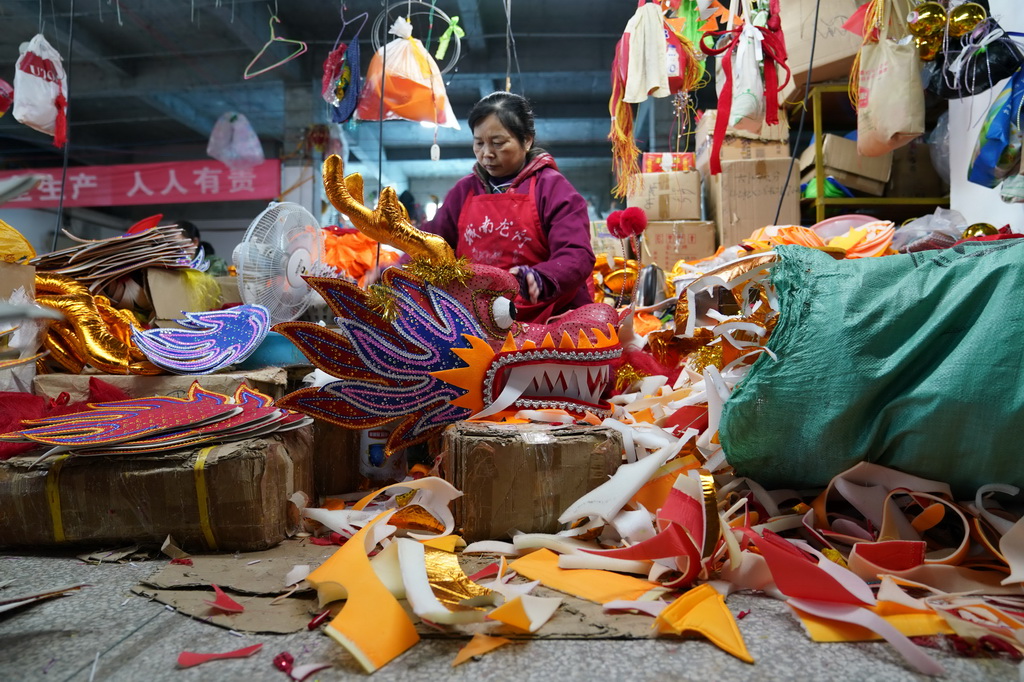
(333, 5), (369, 51)
(243, 14), (308, 79)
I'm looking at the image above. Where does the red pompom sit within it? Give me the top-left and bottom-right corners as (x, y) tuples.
(620, 206), (648, 237)
(606, 210), (625, 238)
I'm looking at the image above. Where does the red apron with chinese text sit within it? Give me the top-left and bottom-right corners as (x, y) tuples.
(456, 176), (575, 322)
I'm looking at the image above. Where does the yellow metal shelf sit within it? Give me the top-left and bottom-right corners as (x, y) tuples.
(803, 84), (948, 222)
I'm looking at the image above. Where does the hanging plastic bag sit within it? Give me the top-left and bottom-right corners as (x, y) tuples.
(967, 67), (1024, 189)
(355, 17), (459, 129)
(12, 34), (68, 147)
(323, 40), (362, 124)
(854, 0), (925, 157)
(206, 112), (265, 169)
(926, 20), (1024, 100)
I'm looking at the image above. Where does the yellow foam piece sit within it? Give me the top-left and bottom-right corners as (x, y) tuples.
(509, 549), (662, 604)
(487, 596), (532, 631)
(452, 634), (511, 667)
(654, 583), (753, 664)
(306, 513), (420, 672)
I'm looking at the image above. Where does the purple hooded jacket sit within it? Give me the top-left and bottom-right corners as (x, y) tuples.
(420, 152), (596, 314)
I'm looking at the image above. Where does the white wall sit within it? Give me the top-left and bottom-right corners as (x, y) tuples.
(949, 0), (1024, 229)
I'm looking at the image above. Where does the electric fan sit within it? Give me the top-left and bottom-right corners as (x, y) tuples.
(232, 202), (325, 325)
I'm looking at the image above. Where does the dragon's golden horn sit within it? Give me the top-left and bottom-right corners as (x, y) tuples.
(322, 154), (455, 264)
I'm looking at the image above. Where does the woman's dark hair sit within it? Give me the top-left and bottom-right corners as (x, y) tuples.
(176, 220), (200, 242)
(200, 240), (215, 255)
(468, 92), (536, 147)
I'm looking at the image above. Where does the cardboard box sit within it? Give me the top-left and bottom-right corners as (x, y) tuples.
(440, 422), (623, 542)
(706, 158), (801, 247)
(0, 426), (314, 552)
(885, 139), (946, 198)
(144, 268), (216, 320)
(217, 275), (243, 306)
(694, 110), (791, 175)
(695, 108), (790, 144)
(0, 262), (35, 301)
(641, 221), (717, 268)
(33, 367), (289, 402)
(798, 134), (892, 196)
(626, 171), (701, 221)
(781, 0), (863, 101)
(590, 220), (621, 257)
(642, 152), (696, 173)
(312, 420), (362, 497)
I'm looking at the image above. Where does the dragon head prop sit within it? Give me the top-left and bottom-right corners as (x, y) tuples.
(274, 155), (623, 454)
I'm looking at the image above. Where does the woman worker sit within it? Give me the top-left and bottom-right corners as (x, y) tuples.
(421, 92), (596, 323)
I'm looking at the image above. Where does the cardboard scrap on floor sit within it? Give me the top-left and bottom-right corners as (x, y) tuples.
(137, 540), (657, 639)
(131, 585), (319, 634)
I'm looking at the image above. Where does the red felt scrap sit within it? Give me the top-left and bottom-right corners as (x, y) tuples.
(177, 643), (262, 668)
(203, 584), (245, 614)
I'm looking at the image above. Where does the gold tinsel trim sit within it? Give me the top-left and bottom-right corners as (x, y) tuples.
(614, 362), (649, 393)
(404, 255), (474, 287)
(689, 344), (723, 375)
(367, 284), (399, 322)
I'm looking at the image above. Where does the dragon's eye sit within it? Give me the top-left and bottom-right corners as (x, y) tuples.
(492, 296), (516, 329)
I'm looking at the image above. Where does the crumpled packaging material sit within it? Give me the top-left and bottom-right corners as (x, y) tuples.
(0, 426), (313, 552)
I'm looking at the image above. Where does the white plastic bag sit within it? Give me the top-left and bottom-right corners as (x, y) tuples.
(355, 17), (459, 129)
(206, 112), (265, 169)
(13, 34), (68, 146)
(714, 0), (765, 133)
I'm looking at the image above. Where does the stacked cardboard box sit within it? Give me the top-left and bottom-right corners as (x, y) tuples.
(799, 134), (893, 196)
(697, 110), (800, 247)
(626, 150), (715, 269)
(885, 139), (946, 198)
(780, 0), (864, 102)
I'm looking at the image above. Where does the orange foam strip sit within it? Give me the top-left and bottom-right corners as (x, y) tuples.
(306, 514), (419, 672)
(452, 634), (511, 667)
(509, 549), (660, 604)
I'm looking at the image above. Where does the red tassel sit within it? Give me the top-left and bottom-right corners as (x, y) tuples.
(53, 91), (67, 148)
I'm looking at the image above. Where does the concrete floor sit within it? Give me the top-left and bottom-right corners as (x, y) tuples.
(0, 549), (1019, 682)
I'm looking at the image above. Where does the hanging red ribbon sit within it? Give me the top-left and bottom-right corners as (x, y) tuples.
(700, 0), (789, 175)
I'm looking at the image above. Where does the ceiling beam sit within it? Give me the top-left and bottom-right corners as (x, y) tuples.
(454, 0), (486, 52)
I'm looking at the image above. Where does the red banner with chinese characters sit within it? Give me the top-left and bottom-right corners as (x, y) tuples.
(0, 159), (281, 208)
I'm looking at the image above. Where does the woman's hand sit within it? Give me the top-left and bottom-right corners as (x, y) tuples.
(509, 265), (545, 304)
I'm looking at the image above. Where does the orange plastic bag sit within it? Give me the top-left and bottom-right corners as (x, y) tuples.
(355, 17), (459, 129)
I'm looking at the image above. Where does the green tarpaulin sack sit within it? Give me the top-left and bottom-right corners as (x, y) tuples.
(719, 241), (1024, 499)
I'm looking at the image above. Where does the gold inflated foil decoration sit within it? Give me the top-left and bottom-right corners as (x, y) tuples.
(35, 273), (160, 375)
(0, 219), (36, 262)
(323, 154), (456, 265)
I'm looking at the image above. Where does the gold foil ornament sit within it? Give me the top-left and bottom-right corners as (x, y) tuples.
(948, 2), (986, 37)
(35, 272), (161, 375)
(907, 2), (947, 37)
(322, 154), (456, 265)
(915, 34), (942, 62)
(962, 222), (998, 238)
(422, 547), (495, 610)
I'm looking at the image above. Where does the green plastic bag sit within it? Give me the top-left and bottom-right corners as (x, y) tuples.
(719, 242), (1024, 498)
